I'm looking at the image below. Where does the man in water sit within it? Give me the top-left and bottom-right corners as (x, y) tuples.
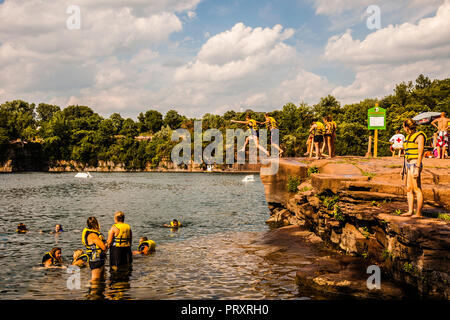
(107, 211), (133, 270)
(431, 112), (449, 159)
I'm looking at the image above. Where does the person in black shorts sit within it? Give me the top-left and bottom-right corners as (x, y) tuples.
(82, 217), (107, 281)
(309, 118), (325, 159)
(107, 211), (133, 271)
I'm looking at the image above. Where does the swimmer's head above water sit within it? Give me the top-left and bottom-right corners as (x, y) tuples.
(16, 223), (28, 233)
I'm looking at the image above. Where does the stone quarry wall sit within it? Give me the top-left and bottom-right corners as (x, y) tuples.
(260, 157), (450, 299)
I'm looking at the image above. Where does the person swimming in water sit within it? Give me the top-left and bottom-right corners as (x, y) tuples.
(50, 224), (64, 234)
(42, 247), (63, 267)
(72, 249), (89, 268)
(16, 223), (28, 233)
(133, 237), (156, 255)
(164, 219), (181, 228)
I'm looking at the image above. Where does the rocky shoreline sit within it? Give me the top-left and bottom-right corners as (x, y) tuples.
(260, 157), (450, 299)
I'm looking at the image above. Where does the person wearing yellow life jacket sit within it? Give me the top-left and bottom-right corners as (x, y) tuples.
(133, 237), (156, 255)
(309, 118), (325, 159)
(16, 223), (28, 233)
(164, 219), (182, 228)
(230, 114), (270, 156)
(321, 116), (334, 158)
(82, 216), (107, 280)
(107, 211), (133, 269)
(401, 118), (426, 218)
(261, 113), (283, 156)
(42, 247), (63, 267)
(72, 249), (89, 268)
(330, 117), (338, 158)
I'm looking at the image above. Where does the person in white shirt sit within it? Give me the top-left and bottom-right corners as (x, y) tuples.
(389, 130), (405, 157)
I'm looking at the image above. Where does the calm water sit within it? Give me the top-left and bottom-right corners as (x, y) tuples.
(0, 172), (307, 300)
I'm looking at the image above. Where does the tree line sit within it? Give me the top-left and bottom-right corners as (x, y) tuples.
(1, 75), (449, 169)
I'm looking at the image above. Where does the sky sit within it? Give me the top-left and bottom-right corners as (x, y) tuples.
(0, 0), (449, 119)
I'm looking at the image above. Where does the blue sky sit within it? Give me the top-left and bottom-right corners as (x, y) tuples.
(0, 0), (449, 118)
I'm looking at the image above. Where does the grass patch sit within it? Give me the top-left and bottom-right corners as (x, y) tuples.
(393, 209), (402, 216)
(287, 176), (303, 193)
(319, 193), (340, 210)
(333, 204), (345, 222)
(307, 166), (319, 176)
(384, 165), (402, 168)
(298, 186), (313, 192)
(422, 211), (450, 221)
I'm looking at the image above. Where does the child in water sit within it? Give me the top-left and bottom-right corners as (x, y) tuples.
(164, 219), (181, 228)
(16, 223), (28, 233)
(51, 224), (64, 234)
(42, 247), (63, 267)
(72, 249), (89, 268)
(133, 237), (156, 255)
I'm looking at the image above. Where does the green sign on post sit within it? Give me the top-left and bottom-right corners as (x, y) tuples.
(368, 105), (386, 130)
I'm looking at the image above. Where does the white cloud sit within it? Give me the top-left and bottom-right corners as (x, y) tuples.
(187, 10), (197, 19)
(324, 1), (450, 104)
(174, 23), (296, 82)
(310, 0), (444, 30)
(324, 1), (450, 65)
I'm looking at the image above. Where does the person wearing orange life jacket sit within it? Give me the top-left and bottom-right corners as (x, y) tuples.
(401, 119), (426, 218)
(107, 211), (133, 269)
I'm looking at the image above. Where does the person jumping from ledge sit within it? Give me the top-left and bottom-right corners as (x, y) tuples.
(231, 114), (269, 156)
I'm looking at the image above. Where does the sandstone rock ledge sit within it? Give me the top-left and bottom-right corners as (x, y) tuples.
(260, 157), (450, 299)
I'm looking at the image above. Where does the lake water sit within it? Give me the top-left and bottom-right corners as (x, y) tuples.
(0, 172), (310, 300)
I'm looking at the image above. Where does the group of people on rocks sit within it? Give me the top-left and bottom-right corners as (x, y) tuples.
(389, 112), (449, 159)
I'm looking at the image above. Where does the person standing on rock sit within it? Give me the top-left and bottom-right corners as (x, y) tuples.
(431, 112), (449, 159)
(389, 130), (405, 157)
(401, 119), (426, 218)
(309, 118), (325, 159)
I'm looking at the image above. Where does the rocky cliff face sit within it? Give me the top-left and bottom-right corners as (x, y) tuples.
(261, 157), (450, 299)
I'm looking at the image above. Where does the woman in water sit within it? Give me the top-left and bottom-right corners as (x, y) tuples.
(42, 247), (63, 267)
(51, 224), (64, 234)
(82, 217), (107, 281)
